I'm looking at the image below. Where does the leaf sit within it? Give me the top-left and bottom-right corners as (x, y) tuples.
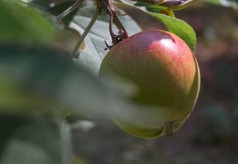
(50, 0), (75, 5)
(0, 45), (107, 114)
(0, 115), (27, 158)
(115, 0), (197, 52)
(134, 1), (175, 17)
(71, 1), (142, 74)
(0, 72), (47, 111)
(0, 117), (63, 164)
(202, 0), (238, 9)
(0, 0), (57, 46)
(0, 45), (130, 117)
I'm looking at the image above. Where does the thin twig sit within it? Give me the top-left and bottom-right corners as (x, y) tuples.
(68, 7), (99, 60)
(56, 0), (84, 21)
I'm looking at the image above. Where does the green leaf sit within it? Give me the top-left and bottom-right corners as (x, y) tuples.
(0, 0), (57, 45)
(115, 0), (197, 52)
(0, 72), (47, 111)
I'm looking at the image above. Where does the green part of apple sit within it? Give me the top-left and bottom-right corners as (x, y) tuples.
(100, 30), (200, 138)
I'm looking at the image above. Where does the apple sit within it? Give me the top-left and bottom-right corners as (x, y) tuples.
(99, 30), (200, 138)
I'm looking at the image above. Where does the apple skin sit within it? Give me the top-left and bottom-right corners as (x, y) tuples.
(100, 30), (200, 138)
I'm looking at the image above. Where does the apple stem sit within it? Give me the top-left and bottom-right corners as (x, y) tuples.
(68, 6), (99, 60)
(165, 122), (174, 137)
(101, 0), (129, 49)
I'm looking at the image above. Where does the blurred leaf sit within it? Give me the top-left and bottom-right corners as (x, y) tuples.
(0, 117), (63, 164)
(0, 71), (48, 111)
(30, 0), (82, 25)
(0, 115), (27, 158)
(0, 45), (119, 115)
(50, 0), (76, 5)
(0, 0), (57, 45)
(71, 1), (142, 74)
(134, 1), (175, 17)
(202, 0), (238, 9)
(115, 0), (197, 52)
